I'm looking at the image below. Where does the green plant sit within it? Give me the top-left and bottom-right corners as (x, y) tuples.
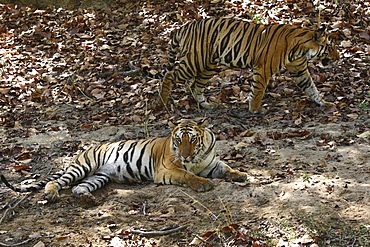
(299, 170), (313, 183)
(356, 100), (369, 110)
(246, 13), (264, 24)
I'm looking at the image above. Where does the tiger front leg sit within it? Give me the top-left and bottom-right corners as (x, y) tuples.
(304, 83), (334, 107)
(286, 58), (334, 107)
(155, 167), (214, 192)
(203, 160), (248, 182)
(186, 174), (215, 192)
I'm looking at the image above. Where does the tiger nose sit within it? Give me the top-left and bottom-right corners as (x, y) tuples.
(182, 155), (189, 159)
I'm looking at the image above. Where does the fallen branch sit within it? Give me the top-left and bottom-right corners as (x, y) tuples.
(128, 225), (188, 237)
(0, 194), (31, 225)
(0, 235), (54, 247)
(0, 238), (34, 247)
(101, 61), (140, 77)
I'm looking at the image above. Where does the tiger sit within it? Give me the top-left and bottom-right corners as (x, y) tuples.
(1, 118), (247, 202)
(152, 17), (340, 113)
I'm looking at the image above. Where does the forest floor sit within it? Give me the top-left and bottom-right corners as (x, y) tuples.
(0, 0), (369, 246)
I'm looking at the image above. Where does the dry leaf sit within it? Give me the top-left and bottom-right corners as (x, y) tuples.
(357, 131), (370, 138)
(239, 130), (255, 137)
(347, 113), (358, 119)
(234, 142), (249, 150)
(80, 123), (93, 130)
(13, 165), (31, 171)
(340, 40), (352, 48)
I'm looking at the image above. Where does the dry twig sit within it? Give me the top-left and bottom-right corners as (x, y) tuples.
(101, 61), (140, 77)
(128, 225), (188, 237)
(193, 234), (213, 245)
(0, 193), (31, 225)
(0, 236), (54, 247)
(0, 238), (34, 247)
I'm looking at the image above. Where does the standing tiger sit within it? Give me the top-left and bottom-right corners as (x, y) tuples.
(153, 17), (339, 113)
(1, 118), (247, 202)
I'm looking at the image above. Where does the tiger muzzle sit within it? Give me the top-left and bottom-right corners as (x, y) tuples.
(180, 150), (192, 161)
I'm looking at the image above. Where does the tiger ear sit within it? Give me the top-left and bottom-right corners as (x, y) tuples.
(168, 117), (179, 128)
(313, 24), (327, 44)
(195, 117), (208, 128)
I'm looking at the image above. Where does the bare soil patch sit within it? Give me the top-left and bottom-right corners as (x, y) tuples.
(1, 110), (369, 246)
(1, 0), (369, 246)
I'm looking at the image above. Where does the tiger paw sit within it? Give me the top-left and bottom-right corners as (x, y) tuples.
(226, 171), (248, 182)
(76, 191), (95, 200)
(199, 101), (217, 110)
(249, 105), (266, 114)
(320, 100), (335, 107)
(188, 178), (214, 192)
(73, 191), (98, 207)
(72, 186), (95, 200)
(77, 192), (97, 206)
(44, 190), (60, 202)
(44, 182), (60, 202)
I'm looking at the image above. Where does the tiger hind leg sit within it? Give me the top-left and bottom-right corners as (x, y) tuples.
(44, 180), (65, 202)
(248, 73), (269, 113)
(71, 173), (110, 200)
(191, 67), (217, 109)
(157, 71), (176, 108)
(155, 69), (189, 110)
(44, 173), (82, 202)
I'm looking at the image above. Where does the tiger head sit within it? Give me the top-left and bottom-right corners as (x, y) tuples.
(306, 25), (340, 66)
(169, 118), (210, 164)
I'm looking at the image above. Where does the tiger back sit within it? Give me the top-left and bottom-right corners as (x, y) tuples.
(155, 17), (339, 113)
(1, 118), (247, 202)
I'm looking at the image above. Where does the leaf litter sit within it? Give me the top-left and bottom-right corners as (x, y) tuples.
(0, 0), (370, 246)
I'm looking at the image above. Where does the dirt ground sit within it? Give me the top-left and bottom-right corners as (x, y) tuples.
(0, 0), (370, 246)
(0, 104), (369, 247)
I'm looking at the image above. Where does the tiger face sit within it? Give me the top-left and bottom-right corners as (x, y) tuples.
(307, 25), (340, 66)
(169, 118), (208, 164)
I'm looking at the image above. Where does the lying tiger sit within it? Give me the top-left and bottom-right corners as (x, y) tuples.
(1, 118), (247, 202)
(152, 18), (339, 113)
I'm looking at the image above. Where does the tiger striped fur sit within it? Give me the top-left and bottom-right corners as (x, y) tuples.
(1, 118), (247, 202)
(155, 17), (339, 113)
